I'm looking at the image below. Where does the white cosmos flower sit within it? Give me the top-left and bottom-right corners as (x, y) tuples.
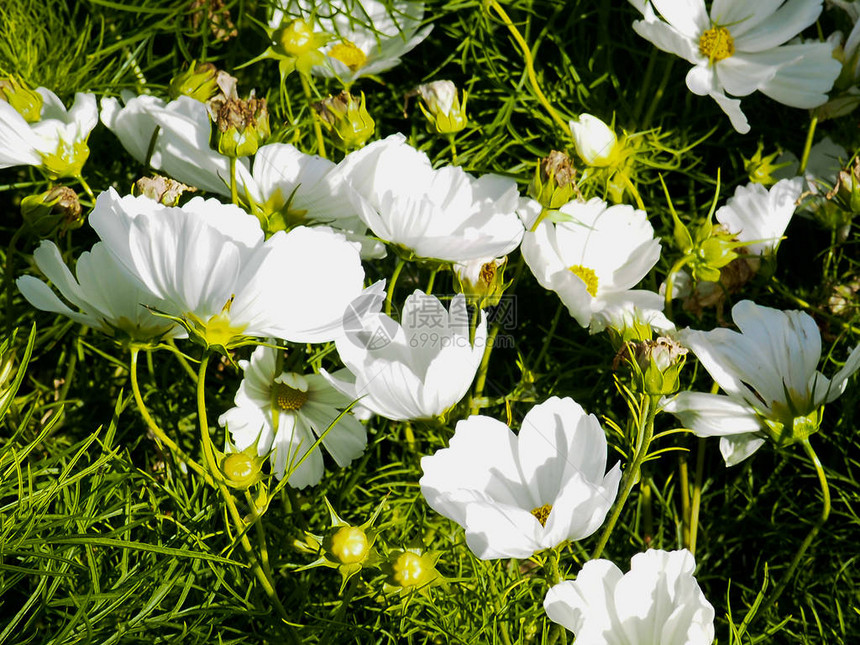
(664, 299), (860, 465)
(568, 114), (620, 167)
(17, 240), (182, 343)
(87, 188), (365, 348)
(243, 142), (385, 258)
(544, 549), (715, 645)
(0, 89), (97, 176)
(100, 93), (252, 196)
(520, 197), (664, 333)
(219, 345), (366, 488)
(419, 396), (621, 560)
(715, 177), (804, 256)
(271, 0), (432, 85)
(324, 285), (486, 421)
(631, 0), (841, 133)
(332, 133), (524, 263)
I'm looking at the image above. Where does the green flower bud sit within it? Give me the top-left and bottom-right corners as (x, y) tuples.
(325, 526), (370, 565)
(416, 80), (468, 136)
(743, 143), (791, 186)
(168, 61), (220, 102)
(21, 186), (83, 236)
(0, 77), (42, 123)
(313, 91), (375, 150)
(214, 93), (270, 158)
(276, 19), (319, 57)
(219, 450), (267, 489)
(528, 151), (580, 211)
(384, 548), (441, 591)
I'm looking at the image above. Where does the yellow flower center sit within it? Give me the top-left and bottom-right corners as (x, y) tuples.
(531, 503), (553, 527)
(274, 382), (308, 410)
(699, 26), (734, 63)
(569, 265), (599, 297)
(329, 526), (369, 564)
(329, 41), (367, 71)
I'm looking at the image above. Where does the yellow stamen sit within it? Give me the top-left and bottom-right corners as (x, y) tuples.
(274, 382), (308, 410)
(329, 41), (367, 71)
(569, 265), (599, 297)
(699, 26), (734, 63)
(531, 503), (553, 527)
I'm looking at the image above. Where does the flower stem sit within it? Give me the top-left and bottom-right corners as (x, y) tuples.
(425, 269), (438, 295)
(300, 73), (326, 159)
(663, 254), (692, 320)
(385, 258), (406, 317)
(679, 453), (691, 548)
(482, 560), (514, 645)
(448, 134), (458, 165)
(737, 438), (830, 638)
(640, 57), (675, 131)
(229, 157), (238, 206)
(590, 394), (659, 560)
(688, 437), (707, 556)
(129, 347), (212, 486)
(196, 351), (292, 627)
(798, 115), (818, 175)
(485, 0), (570, 137)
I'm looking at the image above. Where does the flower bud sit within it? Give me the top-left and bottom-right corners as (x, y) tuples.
(416, 80), (468, 135)
(219, 450), (267, 489)
(569, 114), (619, 167)
(384, 548), (441, 591)
(168, 61), (220, 102)
(528, 150), (579, 210)
(325, 526), (370, 565)
(276, 19), (319, 57)
(214, 93), (270, 158)
(134, 176), (196, 206)
(21, 186), (83, 236)
(453, 256), (508, 308)
(742, 143), (791, 186)
(313, 91), (375, 149)
(614, 336), (688, 395)
(0, 77), (42, 123)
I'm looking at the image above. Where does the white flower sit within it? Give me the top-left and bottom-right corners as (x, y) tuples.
(332, 134), (524, 263)
(324, 285), (486, 420)
(568, 114), (620, 167)
(715, 177), (804, 256)
(243, 142), (385, 258)
(664, 300), (860, 465)
(544, 549), (715, 645)
(417, 80), (458, 117)
(17, 240), (182, 343)
(520, 197), (664, 332)
(271, 0), (432, 85)
(0, 89), (97, 176)
(419, 396), (621, 560)
(632, 0), (841, 133)
(100, 93), (253, 196)
(219, 345), (367, 488)
(87, 188), (365, 347)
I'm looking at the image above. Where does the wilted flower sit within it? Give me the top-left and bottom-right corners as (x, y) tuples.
(87, 188), (365, 349)
(134, 176), (196, 207)
(330, 134), (524, 263)
(313, 91), (375, 149)
(17, 240), (182, 344)
(664, 300), (860, 465)
(20, 186), (83, 236)
(631, 0), (841, 133)
(324, 285), (486, 421)
(219, 345), (367, 488)
(271, 0), (432, 86)
(520, 197), (664, 333)
(0, 88), (97, 178)
(453, 256), (508, 309)
(213, 92), (270, 158)
(544, 549), (715, 645)
(420, 396), (621, 560)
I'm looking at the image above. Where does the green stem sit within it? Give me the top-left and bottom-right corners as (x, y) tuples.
(737, 439), (830, 637)
(448, 135), (458, 165)
(798, 115), (818, 175)
(483, 561), (514, 645)
(486, 0), (570, 137)
(641, 58), (675, 131)
(196, 351), (292, 626)
(130, 347), (212, 486)
(533, 302), (563, 371)
(688, 437), (706, 556)
(590, 395), (659, 560)
(425, 269), (438, 295)
(300, 73), (327, 159)
(244, 489), (276, 590)
(632, 49), (659, 126)
(679, 453), (691, 548)
(76, 174), (95, 202)
(385, 258), (406, 317)
(470, 324), (500, 415)
(229, 157), (238, 206)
